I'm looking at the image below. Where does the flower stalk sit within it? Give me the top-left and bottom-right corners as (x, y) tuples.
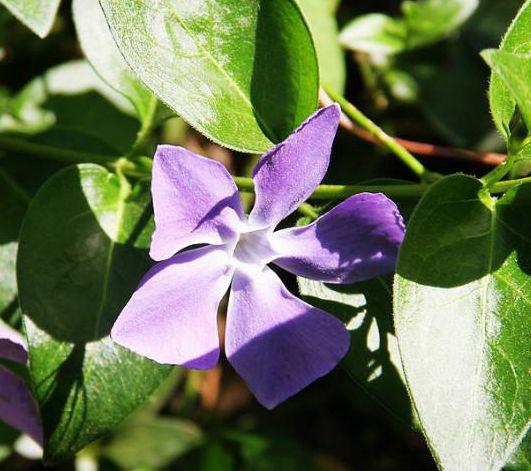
(0, 134), (528, 201)
(322, 85), (438, 182)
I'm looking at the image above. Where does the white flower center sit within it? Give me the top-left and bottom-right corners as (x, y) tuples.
(229, 225), (277, 275)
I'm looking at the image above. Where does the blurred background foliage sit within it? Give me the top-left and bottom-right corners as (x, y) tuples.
(0, 0), (526, 470)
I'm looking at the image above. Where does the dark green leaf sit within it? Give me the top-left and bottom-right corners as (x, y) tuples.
(17, 164), (171, 461)
(0, 168), (28, 315)
(299, 277), (412, 423)
(404, 46), (493, 147)
(297, 0), (345, 92)
(394, 174), (531, 470)
(0, 0), (60, 38)
(99, 0), (319, 152)
(505, 432), (531, 471)
(104, 417), (202, 469)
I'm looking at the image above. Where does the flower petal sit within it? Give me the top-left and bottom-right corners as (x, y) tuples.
(249, 105), (340, 228)
(111, 246), (233, 368)
(226, 267), (350, 409)
(0, 322), (28, 364)
(150, 145), (244, 261)
(272, 193), (405, 283)
(0, 365), (42, 444)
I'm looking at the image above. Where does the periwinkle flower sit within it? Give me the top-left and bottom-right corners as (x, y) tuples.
(0, 322), (42, 443)
(112, 105), (405, 408)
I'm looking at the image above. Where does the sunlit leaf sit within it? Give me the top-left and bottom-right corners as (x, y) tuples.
(99, 0), (319, 152)
(394, 174), (531, 470)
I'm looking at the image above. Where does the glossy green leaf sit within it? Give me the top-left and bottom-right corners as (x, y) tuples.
(339, 14), (406, 55)
(482, 50), (531, 133)
(0, 0), (60, 38)
(394, 174), (531, 470)
(297, 0), (345, 92)
(0, 129), (101, 317)
(299, 277), (412, 423)
(104, 418), (203, 469)
(17, 164), (171, 461)
(73, 0), (172, 125)
(487, 0), (531, 140)
(99, 0), (319, 152)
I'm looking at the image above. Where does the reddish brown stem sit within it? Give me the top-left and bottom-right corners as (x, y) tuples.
(319, 89), (505, 166)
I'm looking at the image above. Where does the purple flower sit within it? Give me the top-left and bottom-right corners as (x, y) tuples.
(112, 105), (405, 408)
(0, 322), (42, 444)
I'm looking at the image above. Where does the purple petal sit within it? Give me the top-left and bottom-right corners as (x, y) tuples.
(150, 145), (245, 261)
(112, 246), (233, 368)
(226, 267), (350, 409)
(0, 322), (28, 364)
(272, 193), (405, 283)
(249, 105), (340, 228)
(0, 366), (42, 444)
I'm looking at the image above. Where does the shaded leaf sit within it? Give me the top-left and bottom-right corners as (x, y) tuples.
(1, 61), (139, 152)
(100, 0), (319, 152)
(394, 174), (531, 470)
(299, 277), (412, 423)
(17, 164), (171, 461)
(104, 417), (202, 469)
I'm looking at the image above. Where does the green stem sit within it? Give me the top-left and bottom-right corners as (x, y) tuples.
(297, 202), (320, 219)
(323, 85), (436, 182)
(234, 176), (428, 200)
(0, 135), (118, 166)
(490, 176), (531, 193)
(1, 136), (527, 201)
(129, 96), (159, 156)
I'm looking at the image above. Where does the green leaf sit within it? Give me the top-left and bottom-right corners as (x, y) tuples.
(103, 417), (203, 469)
(394, 174), (531, 470)
(73, 0), (172, 125)
(403, 46), (493, 147)
(340, 0), (478, 55)
(401, 0), (478, 49)
(487, 0), (531, 140)
(299, 277), (412, 423)
(99, 0), (319, 153)
(2, 60), (139, 152)
(505, 432), (531, 471)
(339, 14), (406, 55)
(0, 168), (28, 315)
(482, 50), (531, 134)
(17, 164), (171, 461)
(0, 0), (60, 38)
(297, 0), (345, 92)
